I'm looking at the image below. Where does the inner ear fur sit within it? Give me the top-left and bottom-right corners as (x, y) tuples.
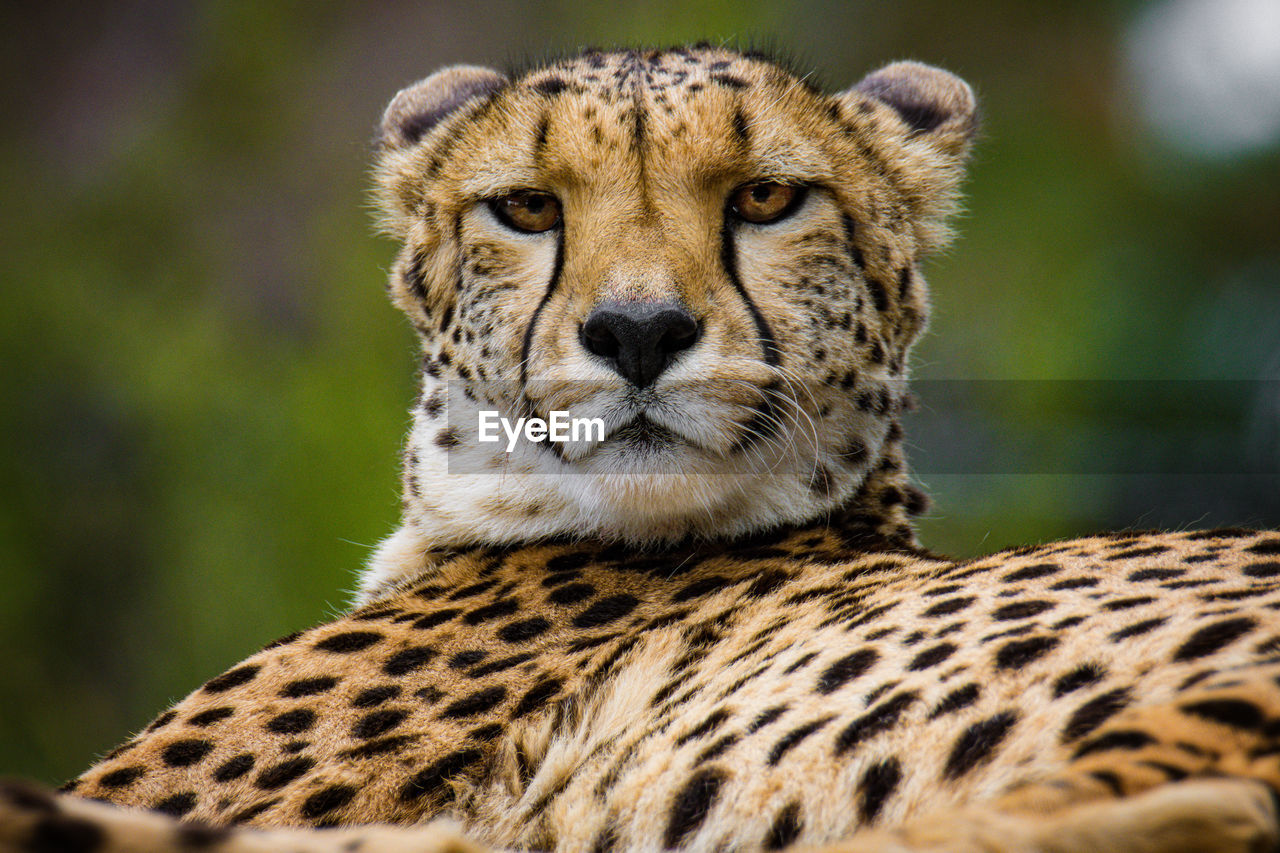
(849, 61), (978, 152)
(378, 64), (508, 151)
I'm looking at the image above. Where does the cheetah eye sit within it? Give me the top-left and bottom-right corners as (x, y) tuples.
(729, 182), (805, 225)
(490, 191), (562, 233)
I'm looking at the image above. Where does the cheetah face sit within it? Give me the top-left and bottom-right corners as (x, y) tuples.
(367, 48), (976, 571)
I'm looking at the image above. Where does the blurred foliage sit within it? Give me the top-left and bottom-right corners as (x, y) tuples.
(1, 0), (1277, 784)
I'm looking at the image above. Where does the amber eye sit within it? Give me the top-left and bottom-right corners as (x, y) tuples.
(729, 182), (804, 224)
(490, 191), (562, 233)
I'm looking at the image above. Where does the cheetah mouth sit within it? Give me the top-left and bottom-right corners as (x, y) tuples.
(608, 414), (679, 449)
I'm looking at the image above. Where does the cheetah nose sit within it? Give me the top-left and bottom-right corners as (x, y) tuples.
(579, 300), (701, 388)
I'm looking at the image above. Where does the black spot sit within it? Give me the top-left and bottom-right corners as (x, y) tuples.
(434, 427), (460, 449)
(1244, 562), (1280, 578)
(162, 739), (213, 767)
(202, 665), (260, 693)
(187, 707), (234, 727)
(944, 711), (1019, 778)
(254, 756), (315, 790)
(994, 635), (1058, 670)
(415, 686), (445, 704)
(174, 823), (232, 848)
(697, 734), (739, 763)
(675, 709), (730, 746)
(857, 756), (902, 823)
(992, 600), (1055, 620)
(1107, 545), (1170, 560)
(353, 708), (410, 739)
(573, 594), (640, 628)
(929, 683), (980, 719)
(153, 792), (196, 817)
(280, 677), (338, 698)
(449, 650), (488, 670)
(921, 596), (975, 617)
(1129, 568), (1184, 581)
(907, 642), (957, 671)
(383, 646), (437, 676)
(835, 691), (918, 755)
(1180, 698), (1265, 730)
(749, 705), (788, 732)
(663, 767), (727, 847)
(1073, 729), (1156, 758)
(1049, 577), (1100, 590)
(498, 617), (552, 643)
(314, 632), (383, 653)
(1090, 770), (1125, 795)
(265, 709), (315, 735)
(1137, 760), (1189, 782)
(764, 802), (802, 849)
(768, 716), (835, 765)
(412, 608), (461, 630)
(400, 748), (483, 801)
(548, 583), (596, 605)
(533, 76), (568, 96)
(213, 753), (254, 782)
(710, 73), (749, 89)
(817, 648), (879, 694)
(1173, 618), (1257, 661)
(28, 814), (106, 853)
(469, 651), (536, 676)
(1053, 663), (1106, 697)
(147, 710), (177, 731)
(341, 735), (415, 760)
(464, 598), (520, 624)
(440, 686), (506, 718)
(545, 552), (592, 573)
(865, 275), (889, 313)
(1103, 596), (1155, 612)
(353, 685), (401, 707)
(896, 267), (913, 299)
(781, 652), (819, 675)
(300, 784), (358, 820)
(99, 766), (145, 788)
(228, 799), (279, 825)
(673, 576), (731, 603)
(1110, 617), (1167, 641)
(731, 108), (751, 145)
(1246, 538), (1280, 555)
(1062, 688), (1131, 742)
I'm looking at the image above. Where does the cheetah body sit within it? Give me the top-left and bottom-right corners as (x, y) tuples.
(4, 46), (1280, 853)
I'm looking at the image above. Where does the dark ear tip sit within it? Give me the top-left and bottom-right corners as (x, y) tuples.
(854, 61), (977, 138)
(378, 65), (508, 151)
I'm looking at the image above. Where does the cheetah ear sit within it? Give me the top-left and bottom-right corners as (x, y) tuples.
(848, 61), (978, 154)
(378, 65), (508, 150)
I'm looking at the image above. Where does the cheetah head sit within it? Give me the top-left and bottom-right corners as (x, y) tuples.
(363, 47), (976, 600)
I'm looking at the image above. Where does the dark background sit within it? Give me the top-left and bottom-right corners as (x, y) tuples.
(3, 0), (1278, 785)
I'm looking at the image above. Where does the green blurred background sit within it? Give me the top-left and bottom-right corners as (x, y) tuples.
(2, 0), (1278, 785)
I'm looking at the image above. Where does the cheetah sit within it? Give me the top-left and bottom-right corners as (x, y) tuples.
(5, 45), (1280, 853)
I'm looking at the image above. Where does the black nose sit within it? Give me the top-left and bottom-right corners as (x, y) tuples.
(579, 300), (701, 388)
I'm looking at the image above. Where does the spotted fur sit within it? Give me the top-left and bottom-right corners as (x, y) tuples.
(3, 46), (1280, 853)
